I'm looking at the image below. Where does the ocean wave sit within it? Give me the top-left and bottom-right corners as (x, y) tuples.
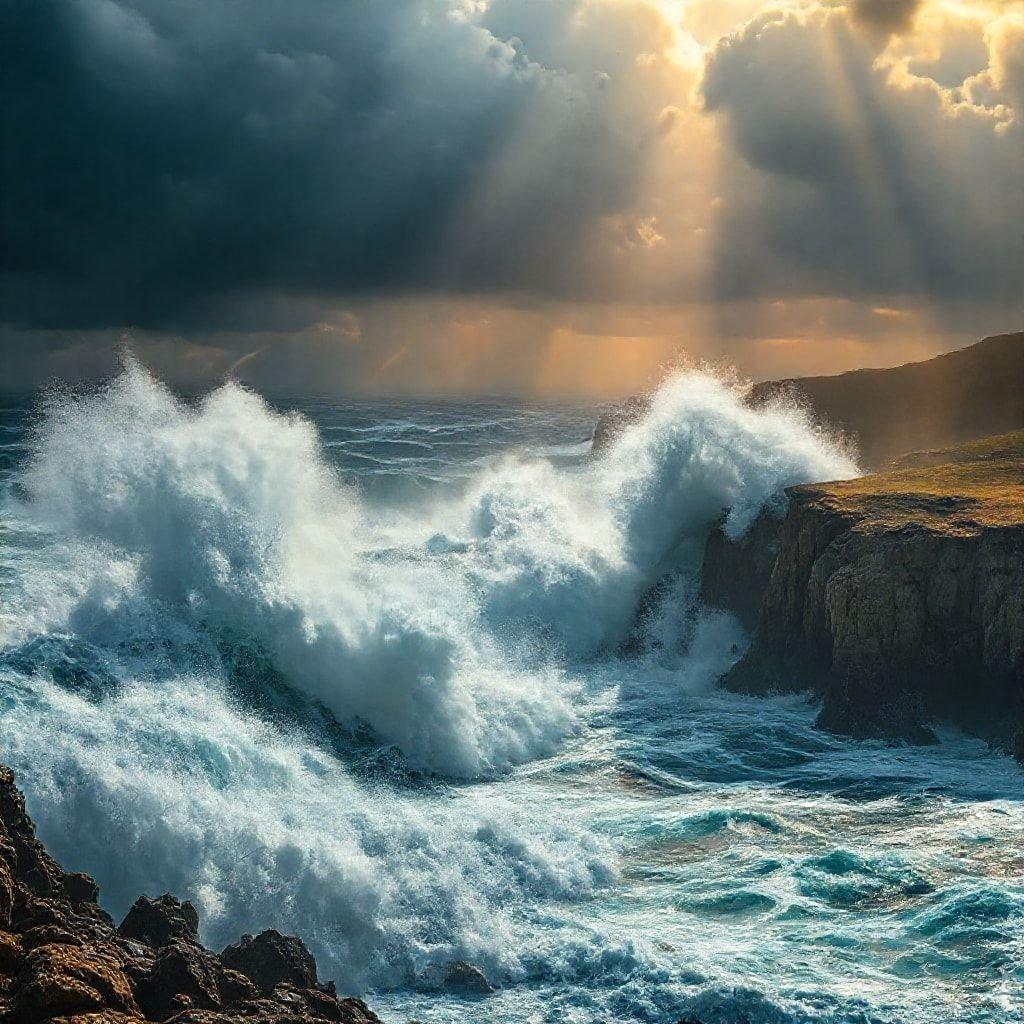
(14, 359), (854, 777)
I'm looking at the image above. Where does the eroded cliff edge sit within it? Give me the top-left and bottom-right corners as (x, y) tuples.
(705, 432), (1024, 756)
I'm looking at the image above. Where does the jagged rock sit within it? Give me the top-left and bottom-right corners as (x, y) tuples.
(220, 932), (317, 993)
(22, 923), (89, 950)
(816, 678), (938, 746)
(65, 873), (101, 906)
(591, 394), (652, 453)
(47, 1013), (143, 1024)
(136, 940), (259, 1021)
(0, 766), (68, 899)
(162, 995), (382, 1023)
(119, 896), (200, 950)
(0, 767), (385, 1024)
(441, 959), (494, 995)
(9, 942), (139, 1022)
(699, 510), (784, 631)
(0, 865), (12, 931)
(0, 931), (23, 975)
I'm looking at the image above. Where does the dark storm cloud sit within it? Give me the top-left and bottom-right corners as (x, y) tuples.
(0, 0), (646, 331)
(700, 7), (1024, 306)
(848, 0), (921, 35)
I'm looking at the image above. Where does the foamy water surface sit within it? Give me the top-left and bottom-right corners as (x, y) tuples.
(0, 367), (1019, 1023)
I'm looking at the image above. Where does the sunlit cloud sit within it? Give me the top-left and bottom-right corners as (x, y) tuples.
(1, 0), (1019, 392)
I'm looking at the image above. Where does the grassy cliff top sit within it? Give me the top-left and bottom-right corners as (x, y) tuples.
(794, 430), (1024, 534)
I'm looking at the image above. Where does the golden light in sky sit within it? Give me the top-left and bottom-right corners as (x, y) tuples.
(2, 0), (1020, 393)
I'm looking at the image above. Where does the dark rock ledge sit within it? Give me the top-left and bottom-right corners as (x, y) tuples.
(0, 764), (382, 1024)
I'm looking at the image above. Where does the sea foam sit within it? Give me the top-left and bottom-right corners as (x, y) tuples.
(18, 360), (855, 776)
(0, 360), (866, 1003)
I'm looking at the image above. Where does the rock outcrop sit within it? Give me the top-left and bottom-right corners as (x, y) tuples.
(220, 933), (317, 995)
(706, 432), (1024, 755)
(0, 766), (382, 1024)
(590, 394), (652, 453)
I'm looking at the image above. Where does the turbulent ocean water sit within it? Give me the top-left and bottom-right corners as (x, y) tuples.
(0, 363), (1021, 1024)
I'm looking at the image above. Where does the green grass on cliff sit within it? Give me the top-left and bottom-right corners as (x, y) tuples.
(798, 430), (1024, 533)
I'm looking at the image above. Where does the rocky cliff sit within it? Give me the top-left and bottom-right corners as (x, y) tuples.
(707, 432), (1024, 755)
(0, 765), (382, 1024)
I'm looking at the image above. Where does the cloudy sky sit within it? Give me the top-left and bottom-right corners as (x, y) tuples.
(2, 0), (1022, 394)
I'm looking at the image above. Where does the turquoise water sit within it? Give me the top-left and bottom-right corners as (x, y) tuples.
(0, 366), (1020, 1023)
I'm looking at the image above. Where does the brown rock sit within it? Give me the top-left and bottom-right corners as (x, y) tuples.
(136, 939), (256, 1021)
(721, 480), (1024, 752)
(220, 931), (317, 993)
(9, 942), (139, 1023)
(119, 895), (200, 949)
(0, 931), (22, 976)
(22, 924), (88, 950)
(0, 768), (384, 1024)
(441, 959), (493, 995)
(47, 1013), (144, 1024)
(0, 863), (13, 931)
(0, 767), (67, 900)
(64, 873), (101, 906)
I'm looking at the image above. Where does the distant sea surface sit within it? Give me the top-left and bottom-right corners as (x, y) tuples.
(0, 371), (1020, 1024)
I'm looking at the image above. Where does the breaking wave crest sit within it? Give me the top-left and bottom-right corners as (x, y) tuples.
(3, 358), (943, 1019)
(16, 360), (855, 778)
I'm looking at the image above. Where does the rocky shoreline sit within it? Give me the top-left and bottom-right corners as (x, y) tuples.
(702, 434), (1024, 757)
(0, 764), (382, 1024)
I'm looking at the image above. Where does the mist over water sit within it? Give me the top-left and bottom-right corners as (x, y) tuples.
(0, 366), (1020, 1023)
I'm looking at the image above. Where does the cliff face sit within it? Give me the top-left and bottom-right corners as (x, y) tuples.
(698, 512), (784, 632)
(708, 434), (1024, 755)
(0, 766), (382, 1024)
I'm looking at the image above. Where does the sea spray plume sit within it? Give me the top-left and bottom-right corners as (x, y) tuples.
(457, 370), (858, 660)
(22, 359), (574, 777)
(0, 664), (616, 991)
(18, 362), (853, 771)
(461, 455), (633, 658)
(600, 371), (858, 566)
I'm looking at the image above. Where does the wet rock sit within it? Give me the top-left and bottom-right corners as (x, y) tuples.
(119, 895), (200, 950)
(220, 931), (317, 993)
(816, 677), (938, 746)
(22, 923), (89, 950)
(441, 959), (494, 996)
(0, 766), (68, 899)
(0, 766), (385, 1024)
(65, 873), (101, 906)
(699, 510), (784, 631)
(0, 930), (23, 974)
(0, 863), (13, 931)
(9, 942), (139, 1022)
(136, 940), (258, 1021)
(47, 1013), (144, 1024)
(591, 394), (651, 453)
